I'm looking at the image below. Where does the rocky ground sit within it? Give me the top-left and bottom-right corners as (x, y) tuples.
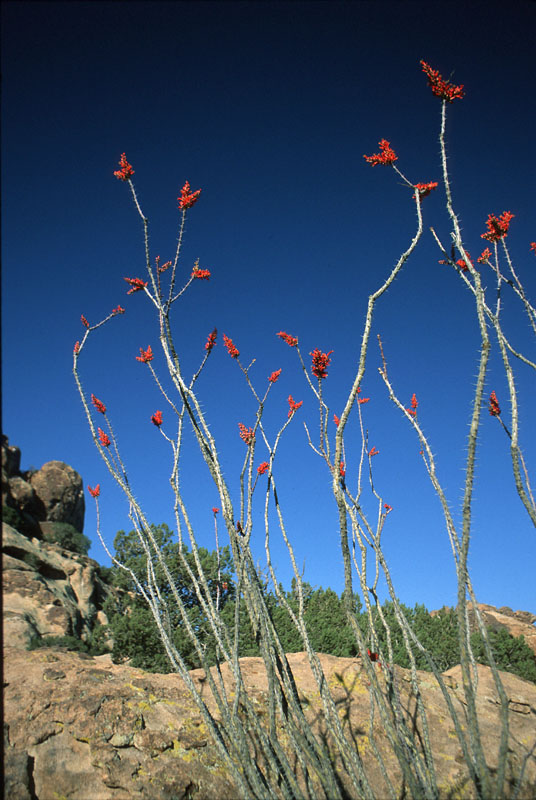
(4, 644), (536, 800)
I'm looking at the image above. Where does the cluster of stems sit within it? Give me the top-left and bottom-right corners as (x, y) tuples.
(74, 64), (535, 799)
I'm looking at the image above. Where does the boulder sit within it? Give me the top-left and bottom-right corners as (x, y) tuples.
(2, 437), (85, 536)
(2, 523), (110, 648)
(30, 460), (85, 533)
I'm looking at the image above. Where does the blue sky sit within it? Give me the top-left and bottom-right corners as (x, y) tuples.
(2, 1), (535, 614)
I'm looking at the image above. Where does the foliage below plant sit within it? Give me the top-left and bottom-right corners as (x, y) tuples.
(101, 524), (536, 684)
(28, 627), (109, 656)
(45, 522), (92, 555)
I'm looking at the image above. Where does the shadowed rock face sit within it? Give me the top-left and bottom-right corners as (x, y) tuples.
(4, 646), (536, 800)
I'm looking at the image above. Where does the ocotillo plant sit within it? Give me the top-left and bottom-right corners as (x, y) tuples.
(74, 61), (535, 799)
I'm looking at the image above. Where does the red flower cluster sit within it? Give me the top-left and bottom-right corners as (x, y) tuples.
(333, 414), (340, 427)
(112, 305), (125, 315)
(205, 328), (217, 353)
(257, 462), (269, 475)
(277, 331), (298, 347)
(478, 248), (492, 264)
(310, 348), (333, 379)
(88, 484), (100, 498)
(136, 345), (153, 363)
(124, 277), (148, 294)
(81, 315), (90, 328)
(489, 391), (501, 417)
(456, 252), (474, 272)
(339, 461), (345, 478)
(287, 395), (303, 417)
(268, 368), (282, 383)
(481, 212), (514, 243)
(238, 423), (255, 445)
(363, 139), (398, 167)
(212, 507), (219, 514)
(384, 504), (392, 513)
(178, 181), (201, 210)
(406, 393), (418, 416)
(114, 153), (135, 181)
(74, 341), (80, 355)
(156, 258), (172, 273)
(420, 61), (464, 102)
(151, 410), (163, 427)
(192, 267), (211, 280)
(530, 242), (536, 255)
(413, 182), (438, 199)
(223, 334), (239, 359)
(98, 428), (110, 447)
(91, 394), (106, 414)
(357, 396), (370, 405)
(369, 446), (379, 457)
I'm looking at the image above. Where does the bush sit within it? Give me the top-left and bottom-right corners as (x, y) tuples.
(45, 522), (91, 555)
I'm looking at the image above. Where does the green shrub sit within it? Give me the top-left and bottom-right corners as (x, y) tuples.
(46, 522), (91, 555)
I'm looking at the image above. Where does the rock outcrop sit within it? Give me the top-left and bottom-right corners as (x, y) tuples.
(4, 645), (536, 800)
(432, 602), (536, 657)
(2, 434), (85, 536)
(2, 522), (111, 648)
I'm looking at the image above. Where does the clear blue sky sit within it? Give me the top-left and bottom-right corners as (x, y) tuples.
(2, 1), (535, 614)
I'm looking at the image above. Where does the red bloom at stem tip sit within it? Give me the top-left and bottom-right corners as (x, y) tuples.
(413, 182), (438, 199)
(238, 423), (255, 445)
(489, 391), (501, 417)
(530, 243), (536, 255)
(97, 428), (110, 447)
(257, 462), (269, 475)
(287, 395), (303, 417)
(178, 181), (201, 210)
(369, 446), (379, 457)
(74, 341), (80, 355)
(124, 277), (148, 294)
(420, 61), (464, 102)
(481, 212), (514, 243)
(277, 331), (298, 347)
(310, 348), (333, 380)
(478, 248), (492, 264)
(151, 410), (163, 427)
(88, 484), (100, 498)
(91, 394), (106, 414)
(405, 393), (418, 416)
(136, 345), (153, 363)
(339, 461), (345, 478)
(114, 153), (135, 181)
(223, 334), (239, 359)
(205, 328), (217, 352)
(192, 268), (211, 280)
(358, 396), (370, 405)
(384, 504), (392, 513)
(156, 257), (172, 273)
(268, 368), (282, 383)
(333, 414), (340, 427)
(81, 315), (90, 328)
(363, 139), (398, 166)
(212, 507), (219, 514)
(112, 305), (125, 315)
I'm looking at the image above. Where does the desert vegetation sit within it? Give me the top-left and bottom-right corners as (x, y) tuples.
(72, 61), (535, 799)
